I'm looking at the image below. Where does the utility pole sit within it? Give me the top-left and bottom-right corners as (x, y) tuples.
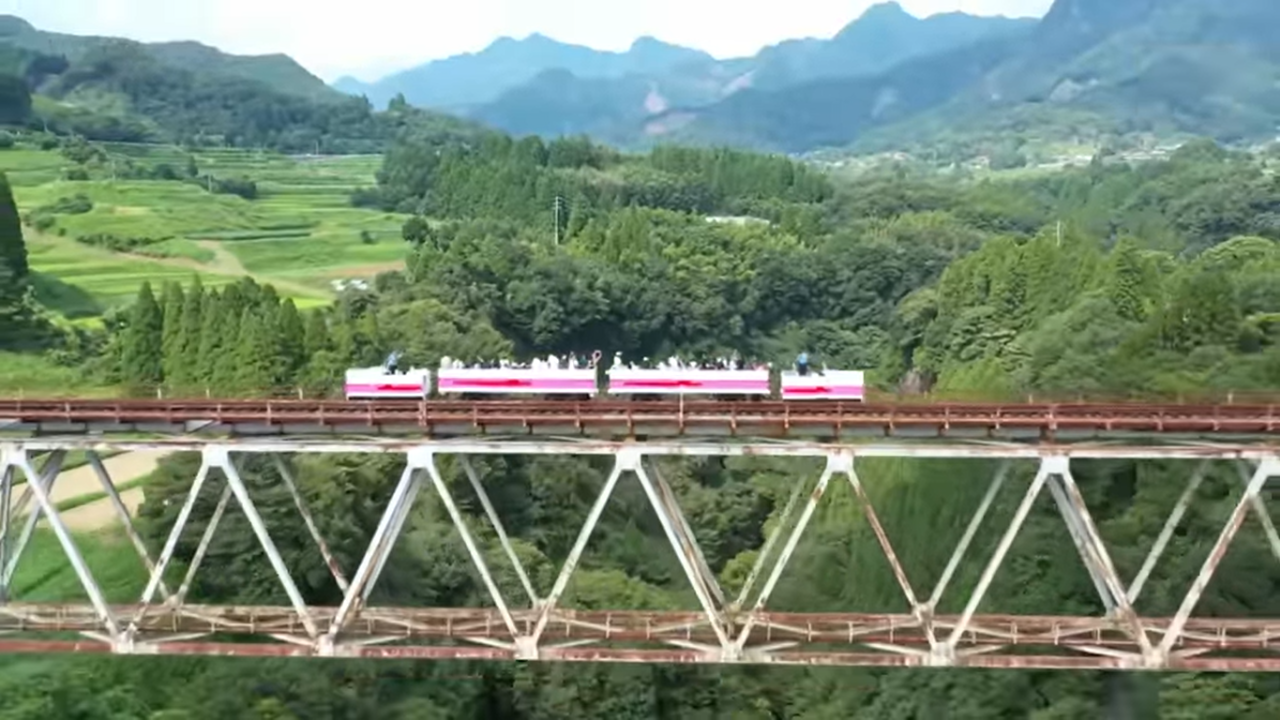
(553, 195), (566, 245)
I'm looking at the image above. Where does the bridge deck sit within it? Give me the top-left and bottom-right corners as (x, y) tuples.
(2, 399), (1279, 440)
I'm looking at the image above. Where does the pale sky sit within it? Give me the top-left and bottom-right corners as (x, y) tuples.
(0, 0), (1053, 82)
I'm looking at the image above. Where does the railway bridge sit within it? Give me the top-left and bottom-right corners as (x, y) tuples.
(1, 398), (1280, 670)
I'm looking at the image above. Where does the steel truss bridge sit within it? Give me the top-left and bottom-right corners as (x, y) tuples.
(1, 398), (1280, 670)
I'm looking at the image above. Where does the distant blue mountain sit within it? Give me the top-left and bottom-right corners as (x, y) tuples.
(456, 2), (1035, 143)
(333, 34), (714, 111)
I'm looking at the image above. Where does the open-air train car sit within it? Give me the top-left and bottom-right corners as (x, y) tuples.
(606, 368), (772, 398)
(343, 367), (432, 400)
(437, 367), (599, 397)
(780, 370), (866, 401)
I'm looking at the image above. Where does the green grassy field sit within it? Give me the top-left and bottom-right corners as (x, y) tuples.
(10, 528), (149, 603)
(8, 142), (410, 317)
(0, 351), (121, 397)
(27, 234), (245, 314)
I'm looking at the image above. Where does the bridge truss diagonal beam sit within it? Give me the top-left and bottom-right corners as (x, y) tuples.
(0, 439), (1279, 670)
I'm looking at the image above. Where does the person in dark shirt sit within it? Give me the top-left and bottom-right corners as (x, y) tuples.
(384, 350), (403, 374)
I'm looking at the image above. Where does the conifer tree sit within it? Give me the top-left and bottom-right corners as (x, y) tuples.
(332, 314), (358, 365)
(160, 282), (186, 387)
(211, 297), (243, 393)
(303, 309), (331, 358)
(195, 289), (225, 392)
(0, 171), (33, 344)
(0, 172), (28, 283)
(234, 307), (277, 395)
(120, 282), (164, 389)
(355, 312), (382, 366)
(1107, 239), (1148, 322)
(277, 300), (306, 384)
(175, 277), (205, 388)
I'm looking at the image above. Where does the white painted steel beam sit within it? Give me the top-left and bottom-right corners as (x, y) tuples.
(0, 437), (1277, 670)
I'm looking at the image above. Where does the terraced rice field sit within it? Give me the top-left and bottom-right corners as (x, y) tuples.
(10, 142), (411, 316)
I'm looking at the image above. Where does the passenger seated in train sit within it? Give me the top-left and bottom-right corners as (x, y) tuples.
(795, 352), (809, 377)
(793, 352), (828, 377)
(609, 352), (766, 371)
(437, 351), (601, 371)
(383, 350), (403, 375)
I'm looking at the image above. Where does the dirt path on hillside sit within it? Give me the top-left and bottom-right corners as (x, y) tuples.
(30, 232), (330, 302)
(319, 260), (406, 280)
(192, 239), (249, 275)
(12, 451), (168, 531)
(60, 487), (146, 531)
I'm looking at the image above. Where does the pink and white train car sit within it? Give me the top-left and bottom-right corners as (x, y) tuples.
(606, 368), (771, 397)
(344, 368), (431, 400)
(437, 367), (598, 396)
(780, 370), (865, 401)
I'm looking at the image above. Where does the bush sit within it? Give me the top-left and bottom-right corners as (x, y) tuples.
(350, 186), (384, 209)
(75, 233), (167, 252)
(193, 175), (257, 200)
(44, 194), (93, 215)
(0, 132), (15, 149)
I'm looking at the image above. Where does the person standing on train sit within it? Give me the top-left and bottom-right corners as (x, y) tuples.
(796, 352), (810, 377)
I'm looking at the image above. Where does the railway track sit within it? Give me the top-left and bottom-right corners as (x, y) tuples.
(1, 398), (1279, 438)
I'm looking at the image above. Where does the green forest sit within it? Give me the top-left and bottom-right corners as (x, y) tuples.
(1, 40), (485, 154)
(5, 124), (1280, 717)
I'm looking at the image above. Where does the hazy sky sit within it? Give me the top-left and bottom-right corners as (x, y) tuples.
(1, 0), (1053, 82)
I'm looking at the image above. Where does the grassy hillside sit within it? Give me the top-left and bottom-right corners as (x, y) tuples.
(0, 14), (337, 102)
(0, 17), (491, 156)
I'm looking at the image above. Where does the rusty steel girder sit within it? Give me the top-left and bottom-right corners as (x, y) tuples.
(0, 398), (1278, 440)
(2, 440), (1280, 671)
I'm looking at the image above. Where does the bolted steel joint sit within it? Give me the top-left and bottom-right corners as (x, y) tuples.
(513, 635), (540, 661)
(315, 634), (337, 658)
(924, 645), (957, 667)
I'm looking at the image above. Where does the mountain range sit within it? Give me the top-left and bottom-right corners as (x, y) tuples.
(3, 0), (1280, 156)
(334, 0), (1280, 153)
(335, 2), (1037, 144)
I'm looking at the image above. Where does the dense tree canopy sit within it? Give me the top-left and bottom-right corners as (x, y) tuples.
(28, 41), (486, 153)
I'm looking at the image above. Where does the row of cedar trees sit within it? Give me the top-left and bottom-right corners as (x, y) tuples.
(115, 278), (379, 396)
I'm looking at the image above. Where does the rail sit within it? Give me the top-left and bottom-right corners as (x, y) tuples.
(0, 398), (1279, 439)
